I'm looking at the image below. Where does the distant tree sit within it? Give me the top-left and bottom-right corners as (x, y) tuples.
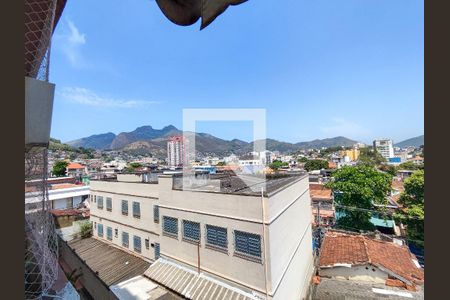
(379, 164), (398, 176)
(326, 165), (392, 231)
(52, 160), (68, 177)
(358, 148), (386, 166)
(269, 160), (288, 170)
(396, 170), (424, 246)
(297, 157), (308, 163)
(398, 161), (424, 171)
(129, 162), (142, 169)
(216, 161), (226, 166)
(304, 159), (328, 171)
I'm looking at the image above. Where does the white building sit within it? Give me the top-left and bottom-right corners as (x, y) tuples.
(167, 136), (185, 167)
(89, 172), (314, 300)
(373, 138), (395, 160)
(25, 179), (90, 211)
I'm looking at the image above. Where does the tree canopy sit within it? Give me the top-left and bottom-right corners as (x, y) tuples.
(52, 160), (69, 177)
(396, 170), (424, 245)
(304, 159), (328, 171)
(269, 160), (288, 170)
(358, 147), (386, 166)
(326, 165), (392, 231)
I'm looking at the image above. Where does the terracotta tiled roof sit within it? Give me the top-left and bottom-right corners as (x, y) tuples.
(67, 163), (84, 169)
(309, 184), (332, 200)
(50, 183), (80, 190)
(319, 231), (424, 285)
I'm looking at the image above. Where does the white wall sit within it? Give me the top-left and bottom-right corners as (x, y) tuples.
(53, 197), (71, 209)
(90, 216), (157, 261)
(319, 265), (388, 283)
(266, 176), (314, 300)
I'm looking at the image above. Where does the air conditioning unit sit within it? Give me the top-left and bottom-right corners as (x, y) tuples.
(25, 76), (55, 146)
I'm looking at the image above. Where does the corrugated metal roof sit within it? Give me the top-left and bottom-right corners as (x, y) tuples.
(67, 237), (151, 286)
(144, 259), (262, 300)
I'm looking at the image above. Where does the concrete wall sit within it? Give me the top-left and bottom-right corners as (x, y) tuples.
(319, 265), (388, 283)
(53, 198), (71, 209)
(91, 180), (159, 199)
(159, 207), (267, 293)
(266, 176), (314, 300)
(90, 183), (160, 235)
(90, 216), (158, 261)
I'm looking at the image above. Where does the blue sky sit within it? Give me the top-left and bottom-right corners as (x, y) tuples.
(49, 0), (423, 144)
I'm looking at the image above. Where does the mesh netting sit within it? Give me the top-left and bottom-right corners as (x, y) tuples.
(25, 1), (59, 298)
(25, 147), (59, 300)
(25, 0), (57, 81)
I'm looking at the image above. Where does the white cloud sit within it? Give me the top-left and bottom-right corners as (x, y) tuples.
(320, 117), (370, 139)
(55, 20), (87, 67)
(58, 87), (161, 108)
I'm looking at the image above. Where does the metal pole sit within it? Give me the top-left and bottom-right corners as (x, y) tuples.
(197, 241), (200, 274)
(261, 187), (269, 299)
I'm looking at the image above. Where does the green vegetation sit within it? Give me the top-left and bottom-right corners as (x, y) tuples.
(398, 161), (424, 171)
(269, 160), (289, 170)
(216, 161), (226, 166)
(52, 160), (69, 177)
(79, 221), (93, 239)
(396, 170), (424, 246)
(326, 165), (392, 231)
(304, 159), (328, 171)
(379, 164), (398, 176)
(297, 157), (308, 163)
(358, 147), (386, 166)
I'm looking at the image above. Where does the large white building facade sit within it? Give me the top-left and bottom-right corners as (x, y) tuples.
(89, 172), (314, 300)
(373, 138), (395, 160)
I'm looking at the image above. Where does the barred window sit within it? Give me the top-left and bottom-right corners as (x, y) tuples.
(132, 201), (141, 218)
(206, 225), (227, 249)
(154, 243), (160, 259)
(134, 236), (142, 253)
(106, 197), (112, 211)
(97, 224), (103, 237)
(163, 216), (178, 237)
(234, 230), (262, 258)
(115, 228), (118, 238)
(153, 205), (159, 223)
(122, 232), (129, 248)
(106, 227), (113, 241)
(145, 238), (150, 250)
(121, 200), (128, 215)
(97, 196), (103, 209)
(183, 220), (200, 242)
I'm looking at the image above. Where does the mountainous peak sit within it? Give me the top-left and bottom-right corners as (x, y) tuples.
(134, 125), (154, 132)
(162, 125), (178, 131)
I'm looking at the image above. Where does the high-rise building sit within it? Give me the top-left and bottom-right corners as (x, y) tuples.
(167, 136), (185, 167)
(373, 138), (395, 160)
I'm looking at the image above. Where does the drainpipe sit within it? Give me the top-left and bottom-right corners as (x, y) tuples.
(261, 187), (269, 299)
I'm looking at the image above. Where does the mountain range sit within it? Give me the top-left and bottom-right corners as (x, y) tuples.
(394, 135), (424, 148)
(66, 125), (359, 157)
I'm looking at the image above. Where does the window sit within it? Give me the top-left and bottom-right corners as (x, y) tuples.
(145, 238), (150, 250)
(122, 232), (129, 248)
(153, 205), (159, 223)
(132, 201), (141, 218)
(115, 228), (118, 238)
(234, 230), (262, 259)
(97, 196), (103, 209)
(97, 224), (103, 237)
(154, 243), (160, 259)
(163, 216), (178, 237)
(93, 195), (96, 203)
(106, 227), (113, 241)
(106, 197), (112, 211)
(183, 220), (200, 242)
(134, 236), (142, 253)
(121, 200), (128, 215)
(206, 225), (227, 250)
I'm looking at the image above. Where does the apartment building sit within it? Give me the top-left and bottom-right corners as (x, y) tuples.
(167, 135), (186, 167)
(373, 138), (395, 160)
(89, 172), (314, 300)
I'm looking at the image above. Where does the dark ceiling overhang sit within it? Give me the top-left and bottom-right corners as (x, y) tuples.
(155, 0), (248, 30)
